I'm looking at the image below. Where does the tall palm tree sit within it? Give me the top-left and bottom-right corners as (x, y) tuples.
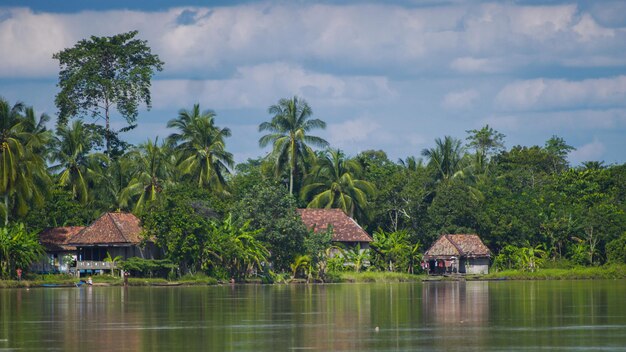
(301, 149), (374, 221)
(259, 96), (329, 195)
(49, 120), (107, 204)
(120, 138), (174, 212)
(168, 104), (234, 192)
(0, 98), (50, 225)
(421, 136), (466, 182)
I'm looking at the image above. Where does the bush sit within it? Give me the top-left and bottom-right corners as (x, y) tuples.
(119, 258), (177, 278)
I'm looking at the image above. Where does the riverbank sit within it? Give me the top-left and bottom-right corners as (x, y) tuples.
(0, 274), (219, 288)
(482, 264), (626, 280)
(326, 271), (424, 283)
(4, 265), (626, 288)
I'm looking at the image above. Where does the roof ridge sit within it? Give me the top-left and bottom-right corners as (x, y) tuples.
(108, 212), (130, 243)
(445, 234), (465, 256)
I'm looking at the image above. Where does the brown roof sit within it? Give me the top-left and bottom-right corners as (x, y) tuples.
(68, 212), (143, 246)
(424, 234), (490, 259)
(38, 226), (83, 252)
(297, 208), (372, 243)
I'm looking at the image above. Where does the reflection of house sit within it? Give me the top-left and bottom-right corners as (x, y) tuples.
(66, 212), (158, 273)
(32, 226), (83, 274)
(297, 208), (372, 250)
(424, 234), (491, 275)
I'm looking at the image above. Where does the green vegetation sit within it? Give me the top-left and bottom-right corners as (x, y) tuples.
(327, 271), (423, 283)
(483, 265), (626, 280)
(1, 31), (625, 284)
(53, 30), (164, 154)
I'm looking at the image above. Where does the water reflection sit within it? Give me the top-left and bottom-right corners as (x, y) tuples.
(422, 281), (489, 324)
(2, 281), (626, 351)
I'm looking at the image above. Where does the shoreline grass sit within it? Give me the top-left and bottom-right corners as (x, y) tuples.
(326, 271), (424, 283)
(481, 264), (626, 280)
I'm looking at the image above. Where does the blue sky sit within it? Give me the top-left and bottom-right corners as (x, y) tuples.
(1, 1), (625, 164)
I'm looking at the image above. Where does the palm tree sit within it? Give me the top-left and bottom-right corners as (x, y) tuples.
(398, 156), (424, 173)
(421, 136), (466, 182)
(168, 104), (233, 192)
(301, 149), (375, 222)
(120, 138), (174, 212)
(0, 98), (50, 225)
(49, 120), (107, 204)
(259, 96), (329, 195)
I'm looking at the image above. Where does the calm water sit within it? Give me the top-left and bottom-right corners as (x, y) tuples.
(1, 280), (626, 351)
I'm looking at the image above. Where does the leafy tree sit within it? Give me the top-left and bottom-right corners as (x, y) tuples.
(205, 214), (269, 279)
(141, 185), (224, 274)
(232, 181), (307, 271)
(301, 149), (375, 222)
(23, 188), (96, 230)
(421, 136), (466, 182)
(258, 96), (329, 195)
(427, 180), (480, 240)
(0, 223), (44, 279)
(53, 30), (164, 153)
(370, 229), (415, 272)
(544, 135), (575, 174)
(606, 232), (626, 264)
(466, 125), (505, 160)
(168, 104), (233, 192)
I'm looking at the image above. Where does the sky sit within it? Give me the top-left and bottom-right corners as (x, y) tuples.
(1, 1), (625, 165)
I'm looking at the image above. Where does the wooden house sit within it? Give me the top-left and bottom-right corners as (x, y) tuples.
(66, 212), (158, 274)
(32, 226), (83, 274)
(424, 234), (491, 275)
(297, 208), (372, 252)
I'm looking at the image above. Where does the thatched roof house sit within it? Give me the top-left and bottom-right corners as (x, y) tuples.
(297, 208), (372, 248)
(67, 212), (157, 263)
(424, 234), (491, 275)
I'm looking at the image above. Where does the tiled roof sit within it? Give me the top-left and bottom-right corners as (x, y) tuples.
(68, 212), (143, 246)
(297, 208), (372, 243)
(424, 234), (490, 259)
(38, 226), (83, 252)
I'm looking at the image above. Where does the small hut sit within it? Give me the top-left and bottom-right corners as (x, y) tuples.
(424, 234), (491, 275)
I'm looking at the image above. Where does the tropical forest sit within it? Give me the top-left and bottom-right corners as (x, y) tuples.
(1, 31), (626, 284)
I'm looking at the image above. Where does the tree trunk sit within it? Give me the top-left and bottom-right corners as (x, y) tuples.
(3, 194), (8, 226)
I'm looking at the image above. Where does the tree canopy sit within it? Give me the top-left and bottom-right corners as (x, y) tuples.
(53, 30), (164, 154)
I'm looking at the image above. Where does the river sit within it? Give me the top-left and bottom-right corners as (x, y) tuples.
(1, 280), (625, 351)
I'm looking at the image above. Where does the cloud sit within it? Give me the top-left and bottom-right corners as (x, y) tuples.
(442, 89), (480, 110)
(150, 63), (394, 110)
(483, 108), (626, 132)
(495, 76), (626, 111)
(1, 2), (625, 79)
(569, 140), (606, 163)
(327, 118), (381, 148)
(450, 57), (503, 74)
(573, 13), (615, 42)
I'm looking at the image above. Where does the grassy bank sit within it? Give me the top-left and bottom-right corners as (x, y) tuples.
(326, 271), (424, 283)
(0, 274), (219, 288)
(482, 264), (626, 280)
